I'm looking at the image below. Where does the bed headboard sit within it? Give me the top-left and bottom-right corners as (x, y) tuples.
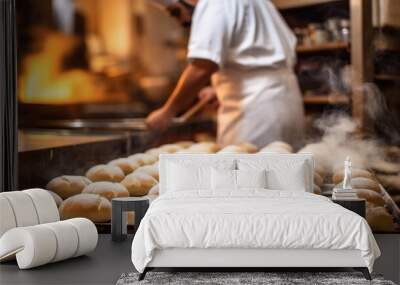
(159, 153), (314, 195)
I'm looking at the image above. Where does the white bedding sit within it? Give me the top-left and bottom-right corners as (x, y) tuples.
(131, 190), (380, 273)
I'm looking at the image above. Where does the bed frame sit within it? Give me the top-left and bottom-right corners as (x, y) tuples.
(139, 248), (371, 280)
(137, 154), (372, 281)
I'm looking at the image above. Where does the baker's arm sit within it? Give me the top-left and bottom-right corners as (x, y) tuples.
(146, 59), (218, 130)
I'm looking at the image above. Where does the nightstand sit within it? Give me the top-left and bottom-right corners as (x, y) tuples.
(111, 197), (149, 242)
(332, 198), (366, 218)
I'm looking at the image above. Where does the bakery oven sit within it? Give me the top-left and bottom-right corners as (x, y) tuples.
(15, 0), (215, 189)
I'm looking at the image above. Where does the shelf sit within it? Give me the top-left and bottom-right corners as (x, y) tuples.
(303, 94), (350, 105)
(375, 74), (400, 82)
(297, 41), (349, 53)
(272, 0), (342, 10)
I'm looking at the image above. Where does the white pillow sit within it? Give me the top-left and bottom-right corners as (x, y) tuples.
(211, 168), (236, 190)
(211, 169), (267, 191)
(238, 159), (308, 192)
(167, 162), (210, 192)
(236, 169), (267, 189)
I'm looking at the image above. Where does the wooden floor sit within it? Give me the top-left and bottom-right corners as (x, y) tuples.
(0, 234), (134, 285)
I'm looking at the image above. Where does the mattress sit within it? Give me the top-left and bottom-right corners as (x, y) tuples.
(131, 190), (380, 273)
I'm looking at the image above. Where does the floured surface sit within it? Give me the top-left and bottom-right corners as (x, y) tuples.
(131, 191), (380, 273)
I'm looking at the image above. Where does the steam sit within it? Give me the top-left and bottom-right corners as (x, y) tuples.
(299, 83), (400, 172)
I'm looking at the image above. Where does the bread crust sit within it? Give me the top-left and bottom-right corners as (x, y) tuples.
(46, 176), (91, 199)
(86, 164), (125, 183)
(82, 182), (129, 200)
(59, 193), (111, 222)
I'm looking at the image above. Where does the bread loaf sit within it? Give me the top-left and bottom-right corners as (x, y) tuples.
(134, 165), (159, 181)
(158, 144), (183, 153)
(145, 148), (169, 159)
(313, 184), (322, 195)
(366, 206), (395, 232)
(176, 149), (209, 154)
(218, 145), (247, 154)
(82, 182), (129, 201)
(332, 169), (374, 184)
(372, 160), (400, 174)
(46, 176), (91, 199)
(237, 142), (258, 153)
(356, 189), (385, 206)
(85, 164), (125, 183)
(46, 190), (63, 207)
(377, 175), (400, 193)
(148, 184), (159, 196)
(350, 177), (381, 193)
(314, 172), (324, 187)
(128, 153), (158, 166)
(108, 158), (141, 175)
(259, 147), (291, 154)
(59, 194), (111, 222)
(188, 142), (220, 153)
(391, 195), (400, 204)
(121, 173), (158, 196)
(263, 141), (293, 153)
(314, 164), (325, 178)
(176, 141), (194, 148)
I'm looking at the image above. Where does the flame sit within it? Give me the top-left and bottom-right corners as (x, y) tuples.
(19, 32), (107, 105)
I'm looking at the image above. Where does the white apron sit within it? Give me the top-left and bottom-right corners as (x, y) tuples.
(212, 67), (304, 149)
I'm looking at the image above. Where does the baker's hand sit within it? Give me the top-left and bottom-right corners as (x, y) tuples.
(198, 86), (219, 109)
(146, 106), (174, 131)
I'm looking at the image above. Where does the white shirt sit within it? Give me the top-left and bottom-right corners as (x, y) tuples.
(187, 0), (304, 148)
(187, 0), (297, 70)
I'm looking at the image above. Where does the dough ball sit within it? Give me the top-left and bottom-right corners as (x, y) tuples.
(46, 190), (63, 207)
(356, 189), (385, 207)
(188, 142), (220, 153)
(46, 175), (91, 199)
(238, 143), (258, 153)
(121, 173), (158, 197)
(218, 145), (247, 154)
(176, 141), (194, 148)
(82, 182), (129, 201)
(366, 206), (395, 232)
(148, 184), (160, 196)
(313, 184), (322, 195)
(128, 153), (158, 166)
(350, 177), (381, 193)
(391, 195), (400, 204)
(108, 158), (141, 175)
(158, 144), (183, 153)
(372, 160), (400, 174)
(176, 149), (209, 154)
(59, 193), (111, 223)
(314, 164), (326, 178)
(145, 148), (169, 159)
(86, 164), (125, 183)
(134, 164), (159, 181)
(332, 168), (374, 185)
(263, 141), (293, 153)
(377, 175), (400, 193)
(314, 172), (324, 187)
(259, 147), (291, 154)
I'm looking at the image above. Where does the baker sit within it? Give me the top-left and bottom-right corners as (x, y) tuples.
(146, 0), (305, 148)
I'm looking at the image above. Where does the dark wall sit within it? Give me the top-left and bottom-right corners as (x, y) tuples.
(0, 0), (18, 191)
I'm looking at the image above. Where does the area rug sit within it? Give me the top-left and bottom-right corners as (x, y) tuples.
(116, 272), (395, 285)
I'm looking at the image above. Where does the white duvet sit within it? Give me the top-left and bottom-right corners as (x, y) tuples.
(131, 190), (380, 273)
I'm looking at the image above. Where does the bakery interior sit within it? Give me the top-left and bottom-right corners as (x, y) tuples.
(1, 0), (400, 283)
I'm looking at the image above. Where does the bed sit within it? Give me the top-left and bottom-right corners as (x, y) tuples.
(131, 154), (380, 281)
